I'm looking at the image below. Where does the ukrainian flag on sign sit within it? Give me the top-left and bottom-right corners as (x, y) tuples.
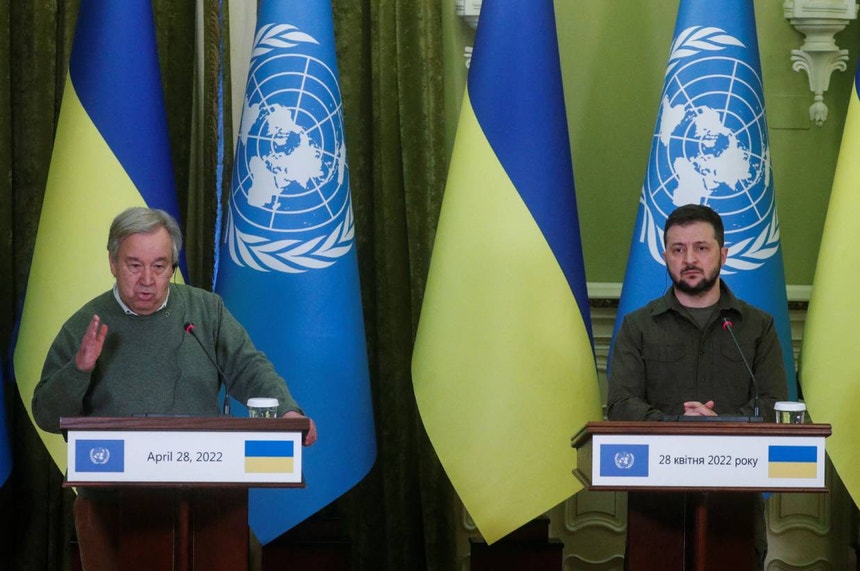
(244, 440), (295, 474)
(13, 0), (183, 471)
(412, 0), (602, 544)
(768, 445), (817, 479)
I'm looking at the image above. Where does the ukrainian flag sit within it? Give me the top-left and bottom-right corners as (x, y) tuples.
(768, 445), (817, 479)
(802, 61), (860, 506)
(12, 0), (183, 470)
(244, 440), (295, 474)
(412, 0), (602, 544)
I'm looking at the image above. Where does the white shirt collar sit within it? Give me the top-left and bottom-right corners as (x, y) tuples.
(112, 284), (170, 316)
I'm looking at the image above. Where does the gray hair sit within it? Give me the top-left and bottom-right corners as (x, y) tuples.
(107, 207), (183, 265)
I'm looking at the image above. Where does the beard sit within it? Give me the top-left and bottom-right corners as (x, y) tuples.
(670, 265), (720, 296)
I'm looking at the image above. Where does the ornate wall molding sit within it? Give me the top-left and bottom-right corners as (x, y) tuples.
(564, 491), (626, 534)
(455, 0), (482, 29)
(586, 282), (812, 303)
(784, 0), (858, 125)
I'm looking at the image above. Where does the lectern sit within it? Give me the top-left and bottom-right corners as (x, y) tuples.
(571, 421), (830, 571)
(62, 416), (309, 571)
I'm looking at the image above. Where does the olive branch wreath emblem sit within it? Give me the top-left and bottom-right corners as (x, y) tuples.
(643, 26), (779, 274)
(227, 24), (355, 274)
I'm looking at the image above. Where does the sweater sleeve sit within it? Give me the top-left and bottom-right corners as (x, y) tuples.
(214, 300), (303, 416)
(32, 322), (93, 433)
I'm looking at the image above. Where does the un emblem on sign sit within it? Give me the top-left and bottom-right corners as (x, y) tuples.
(226, 24), (354, 274)
(614, 451), (636, 471)
(641, 27), (779, 274)
(89, 447), (111, 465)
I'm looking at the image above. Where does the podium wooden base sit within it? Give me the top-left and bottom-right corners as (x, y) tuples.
(626, 491), (760, 571)
(572, 422), (831, 571)
(74, 488), (249, 571)
(61, 417), (310, 571)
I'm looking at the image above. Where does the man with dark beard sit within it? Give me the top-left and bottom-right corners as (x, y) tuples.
(607, 204), (787, 422)
(606, 204), (787, 570)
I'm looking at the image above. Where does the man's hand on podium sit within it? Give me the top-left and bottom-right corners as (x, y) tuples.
(282, 410), (318, 446)
(683, 400), (717, 417)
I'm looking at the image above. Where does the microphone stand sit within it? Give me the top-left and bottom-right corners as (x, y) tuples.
(722, 318), (761, 420)
(184, 322), (232, 416)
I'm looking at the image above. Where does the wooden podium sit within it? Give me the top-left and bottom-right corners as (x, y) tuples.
(61, 416), (309, 571)
(571, 421), (831, 571)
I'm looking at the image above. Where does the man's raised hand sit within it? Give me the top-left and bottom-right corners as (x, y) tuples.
(75, 315), (108, 372)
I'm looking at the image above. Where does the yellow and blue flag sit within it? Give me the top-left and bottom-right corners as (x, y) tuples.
(12, 0), (183, 470)
(612, 0), (796, 399)
(411, 0), (602, 544)
(214, 0), (376, 543)
(767, 445), (817, 479)
(244, 440), (295, 474)
(801, 61), (860, 506)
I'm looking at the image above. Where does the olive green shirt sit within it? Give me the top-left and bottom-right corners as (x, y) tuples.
(607, 281), (788, 422)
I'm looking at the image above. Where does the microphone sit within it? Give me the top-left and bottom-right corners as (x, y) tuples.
(721, 317), (762, 420)
(184, 322), (232, 416)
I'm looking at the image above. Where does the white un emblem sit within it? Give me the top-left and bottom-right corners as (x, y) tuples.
(89, 447), (111, 465)
(614, 451), (635, 471)
(226, 24), (354, 274)
(641, 27), (779, 274)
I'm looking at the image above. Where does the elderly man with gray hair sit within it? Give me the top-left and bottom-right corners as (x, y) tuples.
(33, 206), (316, 569)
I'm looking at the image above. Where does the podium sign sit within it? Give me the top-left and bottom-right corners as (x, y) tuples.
(572, 421), (831, 492)
(60, 416), (309, 571)
(572, 421), (831, 571)
(62, 416), (308, 487)
(68, 429), (302, 484)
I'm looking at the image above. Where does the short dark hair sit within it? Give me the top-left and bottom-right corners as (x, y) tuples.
(664, 204), (724, 248)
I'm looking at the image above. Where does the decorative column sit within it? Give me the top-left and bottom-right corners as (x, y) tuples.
(456, 0), (481, 67)
(455, 0), (481, 29)
(784, 0), (858, 125)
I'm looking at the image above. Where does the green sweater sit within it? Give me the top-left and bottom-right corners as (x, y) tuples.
(33, 284), (300, 433)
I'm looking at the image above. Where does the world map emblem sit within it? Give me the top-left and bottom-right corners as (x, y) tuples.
(614, 450), (635, 470)
(89, 446), (110, 465)
(641, 27), (779, 273)
(226, 23), (354, 273)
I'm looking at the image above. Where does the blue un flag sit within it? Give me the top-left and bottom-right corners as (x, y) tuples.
(0, 359), (11, 485)
(214, 0), (376, 543)
(600, 444), (650, 478)
(75, 440), (125, 473)
(612, 0), (796, 399)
